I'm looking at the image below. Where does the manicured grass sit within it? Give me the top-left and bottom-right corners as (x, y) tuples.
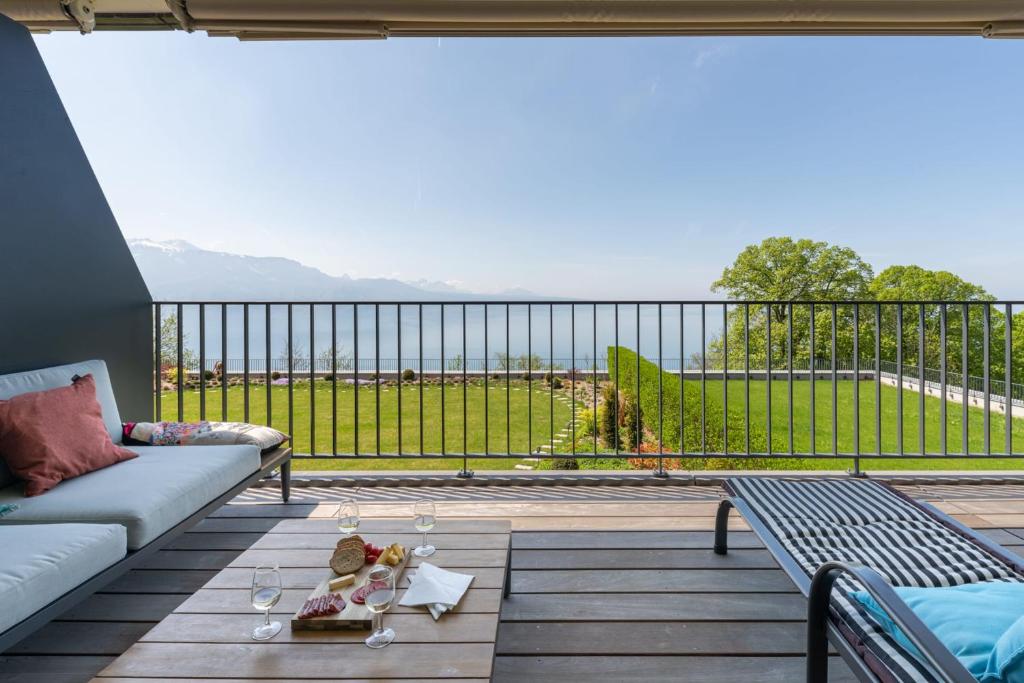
(160, 379), (576, 470)
(160, 377), (1024, 471)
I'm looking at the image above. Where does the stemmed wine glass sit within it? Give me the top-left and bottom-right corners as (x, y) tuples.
(364, 565), (396, 649)
(337, 498), (360, 535)
(250, 564), (283, 640)
(413, 500), (436, 557)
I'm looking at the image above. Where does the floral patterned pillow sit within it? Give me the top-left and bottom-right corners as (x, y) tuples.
(124, 421), (288, 453)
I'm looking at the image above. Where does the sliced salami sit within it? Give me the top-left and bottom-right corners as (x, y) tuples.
(350, 580), (388, 605)
(297, 592), (346, 619)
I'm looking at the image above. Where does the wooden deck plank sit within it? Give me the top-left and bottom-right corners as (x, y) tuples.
(496, 621), (807, 655)
(500, 592), (808, 622)
(512, 568), (797, 593)
(512, 548), (777, 570)
(166, 532), (266, 551)
(229, 548), (508, 569)
(491, 655), (857, 682)
(250, 532), (510, 550)
(102, 570), (219, 595)
(270, 519), (513, 534)
(137, 550), (245, 571)
(511, 530), (762, 549)
(5, 623), (154, 656)
(173, 588), (502, 615)
(59, 595), (189, 623)
(95, 643), (495, 679)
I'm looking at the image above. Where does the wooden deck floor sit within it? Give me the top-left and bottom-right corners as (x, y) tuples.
(4, 481), (1024, 682)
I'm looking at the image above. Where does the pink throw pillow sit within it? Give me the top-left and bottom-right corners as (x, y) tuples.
(0, 374), (137, 496)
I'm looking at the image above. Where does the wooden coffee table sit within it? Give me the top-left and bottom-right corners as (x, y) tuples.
(92, 518), (512, 681)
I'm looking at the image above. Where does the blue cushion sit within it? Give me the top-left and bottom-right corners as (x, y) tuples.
(853, 582), (1024, 682)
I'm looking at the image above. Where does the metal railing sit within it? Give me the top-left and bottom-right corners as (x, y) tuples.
(153, 300), (1022, 475)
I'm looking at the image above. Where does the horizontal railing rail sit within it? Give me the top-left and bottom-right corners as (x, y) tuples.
(153, 300), (1021, 476)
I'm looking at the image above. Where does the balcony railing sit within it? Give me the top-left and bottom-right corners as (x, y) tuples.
(153, 300), (1022, 475)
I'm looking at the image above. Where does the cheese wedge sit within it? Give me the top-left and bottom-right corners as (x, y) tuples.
(328, 573), (356, 591)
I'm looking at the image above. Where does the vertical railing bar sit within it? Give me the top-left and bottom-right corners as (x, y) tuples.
(265, 303), (271, 429)
(852, 304), (860, 473)
(571, 303), (577, 457)
(701, 303), (706, 455)
(419, 304), (424, 455)
(657, 303), (664, 469)
(397, 305), (403, 456)
(679, 303), (684, 454)
(918, 304), (926, 456)
(243, 304), (250, 424)
(722, 303), (728, 455)
(593, 304), (598, 455)
(353, 304), (359, 455)
(528, 304), (533, 456)
(897, 303), (903, 456)
(635, 303), (640, 457)
(614, 304), (619, 455)
(551, 303), (555, 458)
(744, 304), (750, 455)
(809, 303), (815, 455)
(463, 303), (468, 465)
(309, 305), (316, 454)
(766, 303), (771, 456)
(1006, 303), (1013, 456)
(875, 304), (882, 456)
(939, 304), (946, 456)
(331, 304), (337, 456)
(221, 303), (228, 421)
(375, 304), (381, 456)
(963, 304), (969, 455)
(441, 304), (446, 456)
(831, 303), (837, 456)
(787, 303), (794, 454)
(984, 303), (991, 455)
(506, 304), (511, 455)
(287, 304), (294, 450)
(154, 302), (162, 421)
(199, 304), (206, 421)
(484, 304), (489, 456)
(177, 302), (184, 422)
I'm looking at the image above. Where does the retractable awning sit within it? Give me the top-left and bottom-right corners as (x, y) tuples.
(2, 0), (1022, 39)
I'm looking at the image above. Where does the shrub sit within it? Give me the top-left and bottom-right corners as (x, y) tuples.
(597, 383), (619, 448)
(164, 367), (180, 385)
(271, 371), (281, 381)
(323, 374), (334, 381)
(577, 408), (596, 438)
(544, 371), (554, 383)
(551, 457), (580, 470)
(203, 369), (215, 381)
(521, 372), (532, 381)
(621, 394), (644, 452)
(551, 376), (563, 389)
(491, 373), (502, 381)
(402, 368), (416, 382)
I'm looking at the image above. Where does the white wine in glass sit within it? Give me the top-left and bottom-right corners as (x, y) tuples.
(364, 565), (396, 649)
(250, 564), (283, 641)
(337, 498), (360, 535)
(413, 500), (436, 557)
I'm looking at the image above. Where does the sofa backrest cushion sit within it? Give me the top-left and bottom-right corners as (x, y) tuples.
(0, 360), (122, 444)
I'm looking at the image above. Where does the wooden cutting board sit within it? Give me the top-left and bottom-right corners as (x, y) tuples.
(290, 545), (411, 631)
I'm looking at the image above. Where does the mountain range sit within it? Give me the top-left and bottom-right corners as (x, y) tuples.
(127, 239), (540, 301)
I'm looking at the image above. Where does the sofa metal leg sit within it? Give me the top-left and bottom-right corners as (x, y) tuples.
(503, 543), (512, 598)
(280, 461), (291, 502)
(713, 499), (734, 555)
(806, 565), (842, 683)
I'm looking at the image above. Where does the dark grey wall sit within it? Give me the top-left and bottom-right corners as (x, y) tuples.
(0, 14), (153, 420)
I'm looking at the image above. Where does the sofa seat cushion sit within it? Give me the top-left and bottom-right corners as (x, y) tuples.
(0, 445), (261, 550)
(0, 523), (127, 635)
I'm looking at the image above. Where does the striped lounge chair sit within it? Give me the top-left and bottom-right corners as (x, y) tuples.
(714, 477), (1024, 683)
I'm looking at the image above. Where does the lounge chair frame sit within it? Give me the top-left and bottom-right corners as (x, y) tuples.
(0, 447), (291, 653)
(714, 481), (1021, 683)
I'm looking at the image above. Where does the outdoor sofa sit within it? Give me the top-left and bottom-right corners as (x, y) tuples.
(714, 477), (1024, 683)
(0, 359), (292, 652)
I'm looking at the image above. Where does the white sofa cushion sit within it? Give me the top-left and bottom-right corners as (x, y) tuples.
(0, 445), (261, 550)
(0, 523), (127, 635)
(0, 360), (122, 444)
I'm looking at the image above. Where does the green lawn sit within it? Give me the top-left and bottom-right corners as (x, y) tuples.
(159, 378), (1023, 471)
(159, 379), (576, 470)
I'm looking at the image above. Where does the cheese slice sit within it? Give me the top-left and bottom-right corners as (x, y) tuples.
(328, 573), (356, 591)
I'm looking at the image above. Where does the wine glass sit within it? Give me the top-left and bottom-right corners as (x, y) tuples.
(413, 500), (436, 558)
(363, 565), (396, 649)
(337, 498), (360, 535)
(250, 564), (283, 641)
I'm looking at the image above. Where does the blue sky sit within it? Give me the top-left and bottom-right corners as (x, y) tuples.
(35, 33), (1024, 298)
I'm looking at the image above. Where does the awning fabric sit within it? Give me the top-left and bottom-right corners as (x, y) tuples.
(2, 0), (1022, 39)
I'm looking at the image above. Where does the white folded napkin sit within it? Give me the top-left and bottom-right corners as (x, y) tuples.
(398, 562), (474, 620)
